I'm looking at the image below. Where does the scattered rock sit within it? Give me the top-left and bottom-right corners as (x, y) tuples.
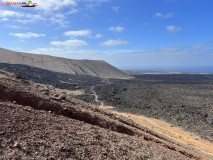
(59, 94), (66, 101)
(53, 94), (58, 97)
(13, 74), (25, 79)
(12, 142), (21, 148)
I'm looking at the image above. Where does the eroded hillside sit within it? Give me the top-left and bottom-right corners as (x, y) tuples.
(0, 70), (211, 159)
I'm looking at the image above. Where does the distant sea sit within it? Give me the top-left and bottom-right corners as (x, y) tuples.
(120, 66), (213, 73)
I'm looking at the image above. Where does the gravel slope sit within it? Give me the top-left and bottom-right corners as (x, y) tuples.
(0, 70), (211, 160)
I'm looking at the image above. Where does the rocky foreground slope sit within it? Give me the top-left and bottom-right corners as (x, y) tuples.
(0, 48), (130, 79)
(0, 70), (212, 159)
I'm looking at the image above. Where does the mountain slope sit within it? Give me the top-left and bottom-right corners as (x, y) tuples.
(0, 48), (131, 79)
(0, 69), (211, 159)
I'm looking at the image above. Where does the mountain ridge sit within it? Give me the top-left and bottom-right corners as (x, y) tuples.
(0, 48), (131, 79)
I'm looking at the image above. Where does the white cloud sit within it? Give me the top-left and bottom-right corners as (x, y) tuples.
(112, 6), (120, 13)
(10, 32), (45, 38)
(0, 10), (46, 24)
(189, 44), (206, 49)
(0, 0), (108, 27)
(16, 19), (34, 24)
(80, 0), (110, 9)
(158, 47), (181, 52)
(0, 10), (44, 20)
(64, 30), (91, 37)
(36, 0), (77, 12)
(155, 12), (173, 19)
(2, 11), (66, 26)
(6, 25), (29, 29)
(34, 0), (109, 12)
(0, 10), (22, 17)
(100, 39), (128, 46)
(48, 13), (67, 26)
(66, 9), (79, 15)
(0, 2), (76, 26)
(188, 43), (213, 49)
(31, 47), (101, 58)
(25, 14), (45, 20)
(17, 14), (46, 24)
(1, 18), (9, 21)
(166, 25), (182, 32)
(95, 33), (102, 38)
(108, 26), (125, 32)
(50, 39), (88, 47)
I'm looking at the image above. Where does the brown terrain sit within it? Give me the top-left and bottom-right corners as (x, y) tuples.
(0, 48), (131, 79)
(0, 70), (213, 159)
(100, 106), (213, 157)
(0, 71), (211, 159)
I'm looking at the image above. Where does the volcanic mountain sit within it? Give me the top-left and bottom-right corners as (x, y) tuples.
(0, 48), (131, 79)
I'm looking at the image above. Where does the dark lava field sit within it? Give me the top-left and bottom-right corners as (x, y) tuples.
(95, 75), (213, 143)
(1, 63), (213, 143)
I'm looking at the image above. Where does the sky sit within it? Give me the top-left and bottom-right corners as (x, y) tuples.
(0, 0), (213, 72)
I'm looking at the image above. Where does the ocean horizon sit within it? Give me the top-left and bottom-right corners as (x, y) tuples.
(120, 66), (213, 73)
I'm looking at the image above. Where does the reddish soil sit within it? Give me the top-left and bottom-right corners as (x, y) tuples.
(0, 70), (212, 160)
(100, 106), (213, 156)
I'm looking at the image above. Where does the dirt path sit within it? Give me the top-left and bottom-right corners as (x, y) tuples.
(91, 87), (213, 156)
(103, 107), (213, 157)
(91, 86), (104, 107)
(90, 79), (111, 107)
(101, 79), (111, 85)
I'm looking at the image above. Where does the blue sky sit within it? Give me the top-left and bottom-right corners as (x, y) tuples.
(0, 0), (213, 71)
